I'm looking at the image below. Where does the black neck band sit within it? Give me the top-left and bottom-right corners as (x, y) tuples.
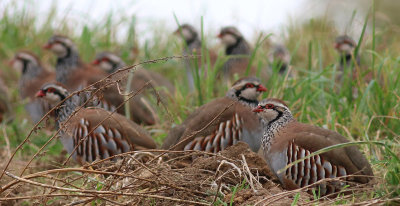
(268, 109), (283, 126)
(226, 37), (243, 55)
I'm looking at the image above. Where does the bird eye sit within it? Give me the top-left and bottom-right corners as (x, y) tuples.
(245, 83), (254, 88)
(47, 88), (55, 93)
(102, 57), (109, 62)
(266, 104), (274, 109)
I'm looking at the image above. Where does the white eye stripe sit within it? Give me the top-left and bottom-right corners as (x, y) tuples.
(53, 37), (74, 47)
(18, 53), (37, 63)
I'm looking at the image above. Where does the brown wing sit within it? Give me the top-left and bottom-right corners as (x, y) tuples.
(167, 98), (261, 151)
(161, 124), (186, 149)
(127, 96), (157, 125)
(91, 77), (157, 125)
(162, 98), (234, 150)
(281, 123), (373, 183)
(161, 100), (212, 150)
(67, 108), (157, 150)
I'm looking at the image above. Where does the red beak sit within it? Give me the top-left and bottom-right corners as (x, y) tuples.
(257, 85), (267, 92)
(252, 106), (264, 113)
(35, 90), (45, 98)
(92, 59), (100, 65)
(217, 33), (223, 38)
(43, 43), (52, 49)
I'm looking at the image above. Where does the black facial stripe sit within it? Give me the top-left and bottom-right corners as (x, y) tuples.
(56, 41), (71, 58)
(268, 108), (283, 125)
(226, 36), (243, 55)
(238, 97), (258, 105)
(235, 84), (249, 97)
(235, 83), (259, 104)
(21, 59), (29, 74)
(185, 32), (198, 45)
(340, 53), (352, 65)
(48, 88), (66, 101)
(235, 87), (242, 98)
(65, 45), (71, 58)
(109, 60), (120, 71)
(223, 31), (236, 37)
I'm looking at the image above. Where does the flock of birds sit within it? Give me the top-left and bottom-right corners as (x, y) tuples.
(0, 24), (374, 196)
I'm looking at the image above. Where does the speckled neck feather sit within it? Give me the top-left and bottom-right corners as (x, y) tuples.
(54, 92), (79, 127)
(261, 110), (294, 152)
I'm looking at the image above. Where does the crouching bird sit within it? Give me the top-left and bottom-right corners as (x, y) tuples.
(253, 98), (373, 196)
(162, 77), (267, 153)
(36, 83), (157, 165)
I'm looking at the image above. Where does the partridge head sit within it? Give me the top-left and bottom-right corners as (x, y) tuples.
(43, 35), (77, 58)
(36, 83), (69, 105)
(11, 51), (55, 90)
(218, 26), (245, 49)
(11, 51), (42, 76)
(226, 76), (267, 105)
(92, 52), (125, 74)
(334, 35), (363, 86)
(270, 45), (291, 74)
(334, 35), (356, 55)
(43, 34), (107, 91)
(174, 24), (199, 46)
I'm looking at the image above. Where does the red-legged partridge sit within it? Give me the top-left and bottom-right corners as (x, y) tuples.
(93, 51), (175, 95)
(218, 26), (251, 79)
(253, 98), (373, 196)
(162, 77), (267, 153)
(91, 52), (164, 125)
(218, 26), (268, 82)
(36, 83), (157, 164)
(175, 24), (217, 91)
(335, 35), (370, 81)
(334, 35), (375, 98)
(335, 35), (359, 71)
(10, 51), (56, 123)
(43, 35), (106, 92)
(269, 44), (291, 75)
